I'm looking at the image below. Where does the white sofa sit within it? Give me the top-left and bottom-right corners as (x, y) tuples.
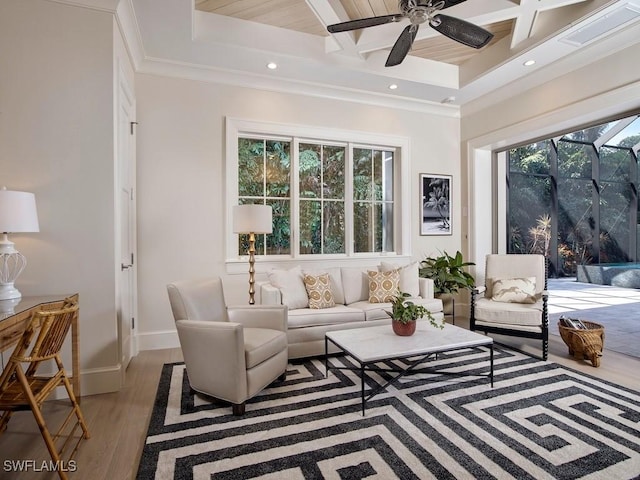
(259, 262), (444, 359)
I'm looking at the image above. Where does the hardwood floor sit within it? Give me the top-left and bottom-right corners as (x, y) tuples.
(1, 324), (638, 479)
(0, 348), (184, 480)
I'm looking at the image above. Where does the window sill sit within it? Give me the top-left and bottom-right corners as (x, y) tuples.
(225, 254), (415, 275)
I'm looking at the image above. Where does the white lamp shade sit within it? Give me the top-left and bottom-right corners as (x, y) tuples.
(0, 189), (40, 233)
(233, 204), (273, 234)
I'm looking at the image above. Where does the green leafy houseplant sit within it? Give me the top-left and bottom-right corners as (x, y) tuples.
(385, 291), (443, 329)
(419, 250), (475, 295)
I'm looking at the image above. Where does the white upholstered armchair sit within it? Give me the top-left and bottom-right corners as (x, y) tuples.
(470, 254), (549, 360)
(167, 277), (288, 415)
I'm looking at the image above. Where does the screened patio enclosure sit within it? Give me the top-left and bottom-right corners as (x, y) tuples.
(506, 113), (640, 277)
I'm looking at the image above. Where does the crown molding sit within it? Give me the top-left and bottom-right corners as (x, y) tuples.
(135, 56), (460, 118)
(44, 0), (119, 13)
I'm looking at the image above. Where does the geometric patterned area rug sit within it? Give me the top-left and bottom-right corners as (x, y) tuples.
(136, 347), (640, 479)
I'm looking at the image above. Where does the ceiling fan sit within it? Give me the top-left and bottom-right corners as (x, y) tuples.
(327, 0), (494, 67)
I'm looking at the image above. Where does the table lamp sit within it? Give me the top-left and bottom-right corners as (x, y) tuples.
(233, 204), (272, 304)
(0, 187), (40, 300)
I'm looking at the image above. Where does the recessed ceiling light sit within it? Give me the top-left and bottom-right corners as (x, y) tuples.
(267, 62), (278, 70)
(523, 59), (536, 67)
(388, 84), (398, 90)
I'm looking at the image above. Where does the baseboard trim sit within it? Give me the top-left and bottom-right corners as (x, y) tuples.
(51, 364), (123, 399)
(80, 364), (123, 396)
(137, 330), (180, 351)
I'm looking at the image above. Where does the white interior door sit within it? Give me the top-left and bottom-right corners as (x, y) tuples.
(117, 70), (136, 374)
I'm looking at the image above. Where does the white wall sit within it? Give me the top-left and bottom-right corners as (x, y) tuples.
(135, 74), (462, 349)
(461, 42), (640, 282)
(0, 0), (131, 395)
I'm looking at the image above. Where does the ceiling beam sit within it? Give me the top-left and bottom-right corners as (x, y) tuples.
(305, 0), (363, 57)
(511, 0), (590, 48)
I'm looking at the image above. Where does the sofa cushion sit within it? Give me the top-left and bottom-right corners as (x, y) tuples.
(492, 277), (537, 304)
(267, 266), (308, 310)
(348, 300), (392, 321)
(287, 305), (365, 329)
(474, 297), (544, 327)
(380, 261), (420, 297)
(368, 269), (399, 303)
(303, 267), (345, 305)
(350, 296), (443, 321)
(303, 273), (335, 309)
(341, 267), (369, 305)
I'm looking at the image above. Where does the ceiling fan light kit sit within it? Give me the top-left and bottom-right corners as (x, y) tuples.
(327, 0), (493, 67)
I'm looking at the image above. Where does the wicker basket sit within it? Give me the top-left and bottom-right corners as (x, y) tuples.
(558, 320), (605, 367)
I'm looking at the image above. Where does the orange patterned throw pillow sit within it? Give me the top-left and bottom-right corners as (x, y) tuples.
(303, 273), (335, 309)
(368, 269), (400, 303)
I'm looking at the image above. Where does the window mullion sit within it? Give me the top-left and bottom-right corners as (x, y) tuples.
(590, 144), (600, 263)
(292, 137), (300, 258)
(370, 153), (375, 251)
(345, 144), (354, 256)
(320, 144), (325, 255)
(549, 141), (559, 275)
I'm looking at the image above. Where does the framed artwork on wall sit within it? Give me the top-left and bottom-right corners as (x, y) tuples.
(420, 173), (452, 236)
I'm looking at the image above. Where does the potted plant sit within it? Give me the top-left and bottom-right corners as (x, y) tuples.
(419, 251), (475, 319)
(385, 291), (443, 336)
(419, 250), (475, 294)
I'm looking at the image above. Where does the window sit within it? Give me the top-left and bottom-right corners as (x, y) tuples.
(299, 142), (346, 254)
(227, 118), (409, 263)
(353, 147), (394, 253)
(237, 137), (291, 255)
(506, 113), (640, 276)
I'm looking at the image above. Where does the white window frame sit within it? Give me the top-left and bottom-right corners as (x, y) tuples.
(225, 117), (412, 272)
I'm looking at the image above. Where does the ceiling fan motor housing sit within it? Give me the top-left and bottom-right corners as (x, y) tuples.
(401, 0), (445, 25)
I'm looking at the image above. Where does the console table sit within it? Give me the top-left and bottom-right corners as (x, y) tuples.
(0, 294), (81, 398)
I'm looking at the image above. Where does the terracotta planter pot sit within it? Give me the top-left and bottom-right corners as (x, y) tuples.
(392, 319), (416, 336)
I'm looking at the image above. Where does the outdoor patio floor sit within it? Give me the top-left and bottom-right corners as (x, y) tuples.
(547, 277), (640, 358)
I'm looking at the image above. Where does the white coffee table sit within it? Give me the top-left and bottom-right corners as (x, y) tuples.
(325, 321), (494, 415)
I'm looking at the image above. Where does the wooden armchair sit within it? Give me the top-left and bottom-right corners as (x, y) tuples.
(0, 299), (90, 479)
(470, 254), (549, 360)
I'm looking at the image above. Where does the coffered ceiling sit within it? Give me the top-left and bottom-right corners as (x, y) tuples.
(194, 0), (514, 65)
(129, 0), (640, 112)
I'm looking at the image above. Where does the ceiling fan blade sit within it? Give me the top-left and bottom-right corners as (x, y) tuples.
(430, 14), (493, 48)
(327, 14), (402, 33)
(385, 25), (418, 67)
(440, 0), (468, 9)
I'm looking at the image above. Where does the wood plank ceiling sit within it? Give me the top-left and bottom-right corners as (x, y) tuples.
(195, 0), (512, 66)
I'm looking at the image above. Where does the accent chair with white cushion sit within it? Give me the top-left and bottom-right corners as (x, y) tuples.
(167, 277), (288, 415)
(470, 254), (549, 360)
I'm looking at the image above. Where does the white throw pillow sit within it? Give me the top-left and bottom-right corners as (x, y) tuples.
(341, 267), (370, 305)
(380, 261), (419, 297)
(368, 269), (400, 303)
(492, 277), (537, 304)
(267, 266), (308, 309)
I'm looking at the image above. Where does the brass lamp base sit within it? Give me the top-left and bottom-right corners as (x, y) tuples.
(247, 232), (256, 305)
